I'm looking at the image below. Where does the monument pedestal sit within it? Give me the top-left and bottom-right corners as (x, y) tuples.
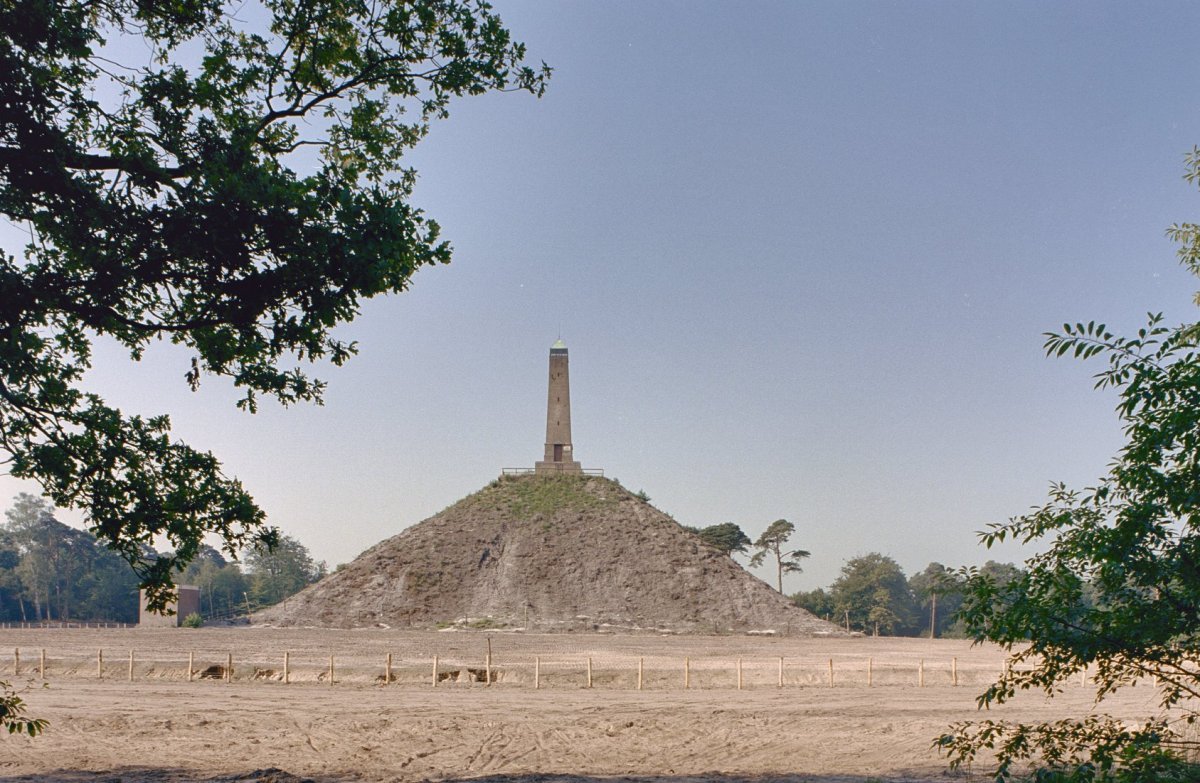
(535, 460), (582, 475)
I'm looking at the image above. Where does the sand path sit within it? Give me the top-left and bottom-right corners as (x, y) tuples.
(0, 629), (1167, 782)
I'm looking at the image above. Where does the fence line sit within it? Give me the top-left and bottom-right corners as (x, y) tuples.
(3, 646), (1061, 691)
(1, 622), (131, 629)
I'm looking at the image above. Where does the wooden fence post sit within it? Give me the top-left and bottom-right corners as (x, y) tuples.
(952, 657), (958, 687)
(827, 658), (833, 687)
(486, 637), (493, 686)
(637, 657), (643, 691)
(684, 657), (690, 690)
(12, 648), (18, 677)
(39, 649), (45, 680)
(97, 648), (103, 679)
(737, 658), (743, 690)
(534, 656), (541, 690)
(587, 656), (593, 689)
(867, 657), (873, 687)
(226, 652), (232, 683)
(432, 655), (438, 687)
(188, 651), (194, 682)
(328, 655), (334, 686)
(919, 659), (925, 688)
(284, 651), (290, 684)
(778, 656), (784, 688)
(385, 652), (392, 684)
(128, 649), (134, 682)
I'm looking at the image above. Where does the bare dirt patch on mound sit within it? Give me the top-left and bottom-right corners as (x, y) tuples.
(254, 475), (838, 635)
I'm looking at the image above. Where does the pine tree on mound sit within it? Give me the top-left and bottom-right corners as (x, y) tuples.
(254, 475), (844, 634)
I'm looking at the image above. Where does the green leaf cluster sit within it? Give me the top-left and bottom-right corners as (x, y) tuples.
(244, 532), (323, 607)
(1, 493), (145, 623)
(941, 154), (1200, 780)
(936, 716), (1197, 783)
(685, 522), (752, 556)
(908, 561), (968, 638)
(0, 0), (548, 610)
(793, 557), (984, 636)
(827, 552), (919, 636)
(0, 680), (46, 737)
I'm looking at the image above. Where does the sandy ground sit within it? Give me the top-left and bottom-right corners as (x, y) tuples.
(0, 629), (1170, 782)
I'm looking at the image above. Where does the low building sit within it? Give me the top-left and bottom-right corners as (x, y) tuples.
(138, 585), (201, 627)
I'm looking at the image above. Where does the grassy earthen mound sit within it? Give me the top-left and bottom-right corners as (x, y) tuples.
(254, 474), (842, 634)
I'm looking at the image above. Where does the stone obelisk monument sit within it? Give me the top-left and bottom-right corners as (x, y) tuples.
(535, 339), (582, 474)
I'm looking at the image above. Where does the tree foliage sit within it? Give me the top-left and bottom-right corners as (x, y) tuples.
(0, 0), (548, 611)
(0, 491), (150, 737)
(0, 493), (318, 625)
(938, 154), (1200, 780)
(2, 493), (142, 623)
(177, 544), (249, 618)
(792, 586), (834, 620)
(829, 552), (918, 636)
(686, 522), (751, 556)
(908, 561), (968, 638)
(0, 683), (45, 737)
(749, 519), (809, 593)
(244, 533), (322, 607)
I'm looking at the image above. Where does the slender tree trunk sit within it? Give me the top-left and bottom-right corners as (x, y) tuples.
(776, 551), (783, 593)
(929, 593), (937, 639)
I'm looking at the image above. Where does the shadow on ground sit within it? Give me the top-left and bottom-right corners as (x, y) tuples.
(0, 769), (964, 783)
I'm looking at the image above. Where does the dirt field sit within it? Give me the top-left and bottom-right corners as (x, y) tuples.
(0, 628), (1170, 782)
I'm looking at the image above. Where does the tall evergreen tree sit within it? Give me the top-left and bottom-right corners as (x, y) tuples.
(749, 519), (810, 593)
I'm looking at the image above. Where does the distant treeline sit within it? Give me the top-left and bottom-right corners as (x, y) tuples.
(1, 493), (324, 623)
(791, 554), (1024, 637)
(683, 521), (1026, 638)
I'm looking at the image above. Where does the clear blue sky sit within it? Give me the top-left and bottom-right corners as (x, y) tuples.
(5, 1), (1200, 593)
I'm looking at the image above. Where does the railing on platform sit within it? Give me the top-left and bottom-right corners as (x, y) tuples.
(501, 467), (605, 476)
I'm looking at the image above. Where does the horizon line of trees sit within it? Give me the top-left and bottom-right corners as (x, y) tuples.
(7, 490), (1016, 637)
(1, 493), (324, 623)
(791, 555), (1025, 638)
(684, 520), (1024, 638)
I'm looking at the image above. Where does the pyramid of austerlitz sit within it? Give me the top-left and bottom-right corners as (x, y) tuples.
(254, 342), (841, 634)
(254, 473), (839, 633)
